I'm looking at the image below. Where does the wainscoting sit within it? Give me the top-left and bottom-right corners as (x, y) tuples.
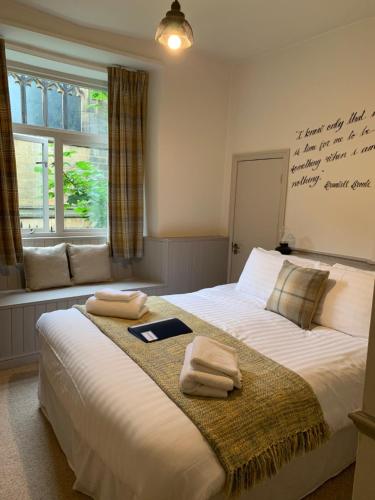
(0, 281), (165, 369)
(0, 235), (229, 368)
(132, 236), (229, 294)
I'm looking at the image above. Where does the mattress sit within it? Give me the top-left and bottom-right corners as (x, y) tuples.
(37, 284), (368, 500)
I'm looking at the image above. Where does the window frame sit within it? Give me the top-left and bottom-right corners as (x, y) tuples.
(14, 133), (50, 233)
(9, 65), (108, 239)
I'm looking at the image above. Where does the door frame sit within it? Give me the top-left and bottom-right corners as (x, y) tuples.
(227, 149), (290, 282)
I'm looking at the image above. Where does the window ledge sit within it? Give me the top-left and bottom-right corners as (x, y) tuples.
(22, 234), (108, 246)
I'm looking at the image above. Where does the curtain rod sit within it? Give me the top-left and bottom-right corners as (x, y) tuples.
(109, 64), (138, 72)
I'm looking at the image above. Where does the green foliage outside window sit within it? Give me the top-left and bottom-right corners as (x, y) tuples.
(35, 152), (107, 229)
(34, 90), (108, 229)
(62, 150), (108, 228)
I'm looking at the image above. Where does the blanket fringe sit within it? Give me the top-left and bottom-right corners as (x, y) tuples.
(225, 421), (330, 497)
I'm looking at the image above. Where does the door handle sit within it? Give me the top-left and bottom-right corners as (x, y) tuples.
(232, 242), (240, 255)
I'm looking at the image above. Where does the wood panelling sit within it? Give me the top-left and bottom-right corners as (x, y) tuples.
(11, 308), (24, 356)
(294, 250), (375, 271)
(0, 309), (12, 359)
(0, 282), (163, 368)
(133, 236), (229, 295)
(23, 306), (36, 353)
(0, 236), (229, 368)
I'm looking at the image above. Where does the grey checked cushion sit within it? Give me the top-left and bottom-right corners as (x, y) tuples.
(266, 260), (330, 330)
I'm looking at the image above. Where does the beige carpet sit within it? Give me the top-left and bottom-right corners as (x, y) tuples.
(0, 364), (354, 500)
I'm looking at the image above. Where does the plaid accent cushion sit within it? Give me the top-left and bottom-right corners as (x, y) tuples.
(266, 260), (330, 330)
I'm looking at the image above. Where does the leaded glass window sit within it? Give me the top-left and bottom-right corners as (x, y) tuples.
(9, 68), (108, 236)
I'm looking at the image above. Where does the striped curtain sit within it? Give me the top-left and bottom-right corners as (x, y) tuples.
(0, 39), (23, 266)
(108, 67), (148, 260)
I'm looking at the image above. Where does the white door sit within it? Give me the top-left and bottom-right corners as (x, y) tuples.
(229, 151), (289, 282)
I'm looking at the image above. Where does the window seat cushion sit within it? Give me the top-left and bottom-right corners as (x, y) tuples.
(23, 243), (71, 291)
(67, 243), (112, 284)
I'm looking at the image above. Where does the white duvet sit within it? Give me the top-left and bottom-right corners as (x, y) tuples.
(37, 284), (368, 500)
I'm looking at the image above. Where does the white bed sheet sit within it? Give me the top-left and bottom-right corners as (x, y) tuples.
(37, 284), (368, 500)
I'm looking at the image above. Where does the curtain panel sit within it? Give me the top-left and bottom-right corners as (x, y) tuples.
(0, 39), (23, 266)
(108, 67), (148, 260)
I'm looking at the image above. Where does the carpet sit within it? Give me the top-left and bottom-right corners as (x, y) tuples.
(0, 364), (354, 500)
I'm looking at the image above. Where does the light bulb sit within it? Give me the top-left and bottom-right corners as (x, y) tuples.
(167, 34), (182, 50)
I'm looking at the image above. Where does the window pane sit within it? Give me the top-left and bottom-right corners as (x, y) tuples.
(14, 137), (55, 233)
(8, 75), (22, 123)
(47, 87), (63, 129)
(26, 81), (44, 126)
(63, 145), (108, 230)
(81, 88), (108, 135)
(8, 72), (108, 136)
(65, 93), (82, 131)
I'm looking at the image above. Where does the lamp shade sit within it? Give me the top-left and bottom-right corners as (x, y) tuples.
(155, 1), (194, 50)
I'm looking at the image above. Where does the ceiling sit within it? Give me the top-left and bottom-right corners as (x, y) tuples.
(15, 0), (375, 60)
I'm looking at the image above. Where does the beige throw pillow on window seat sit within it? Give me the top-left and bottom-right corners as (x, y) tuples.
(23, 243), (72, 291)
(67, 243), (112, 285)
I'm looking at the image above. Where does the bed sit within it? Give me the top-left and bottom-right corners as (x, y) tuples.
(36, 249), (372, 500)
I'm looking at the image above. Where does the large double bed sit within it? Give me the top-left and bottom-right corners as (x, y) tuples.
(36, 249), (372, 500)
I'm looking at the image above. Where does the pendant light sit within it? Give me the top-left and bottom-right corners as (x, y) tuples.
(155, 1), (194, 51)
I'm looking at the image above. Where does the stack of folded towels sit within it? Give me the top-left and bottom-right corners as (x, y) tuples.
(86, 288), (148, 319)
(180, 336), (242, 398)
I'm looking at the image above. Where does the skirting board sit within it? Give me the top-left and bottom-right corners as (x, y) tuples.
(0, 352), (39, 370)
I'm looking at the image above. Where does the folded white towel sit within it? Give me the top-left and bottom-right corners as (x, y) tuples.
(190, 336), (242, 389)
(94, 288), (141, 302)
(193, 362), (242, 389)
(179, 343), (232, 398)
(86, 294), (148, 320)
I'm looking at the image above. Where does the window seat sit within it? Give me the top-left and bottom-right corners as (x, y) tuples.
(0, 279), (165, 369)
(0, 279), (164, 309)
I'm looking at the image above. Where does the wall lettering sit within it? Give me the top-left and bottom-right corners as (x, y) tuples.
(290, 108), (375, 190)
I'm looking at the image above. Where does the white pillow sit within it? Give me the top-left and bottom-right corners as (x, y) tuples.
(23, 243), (71, 291)
(314, 266), (374, 338)
(236, 248), (326, 304)
(67, 243), (112, 285)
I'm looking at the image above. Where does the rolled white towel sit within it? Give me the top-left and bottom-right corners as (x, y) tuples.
(180, 343), (231, 398)
(190, 336), (242, 389)
(95, 288), (142, 302)
(86, 294), (148, 320)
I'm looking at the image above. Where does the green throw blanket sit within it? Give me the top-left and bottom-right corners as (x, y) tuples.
(75, 297), (329, 497)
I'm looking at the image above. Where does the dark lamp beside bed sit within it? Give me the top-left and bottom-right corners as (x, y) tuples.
(275, 242), (292, 255)
(276, 230), (294, 254)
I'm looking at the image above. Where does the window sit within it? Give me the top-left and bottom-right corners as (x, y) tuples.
(9, 69), (108, 236)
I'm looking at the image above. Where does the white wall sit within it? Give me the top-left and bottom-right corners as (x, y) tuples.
(2, 2), (374, 255)
(224, 18), (375, 261)
(0, 0), (231, 239)
(155, 54), (230, 236)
